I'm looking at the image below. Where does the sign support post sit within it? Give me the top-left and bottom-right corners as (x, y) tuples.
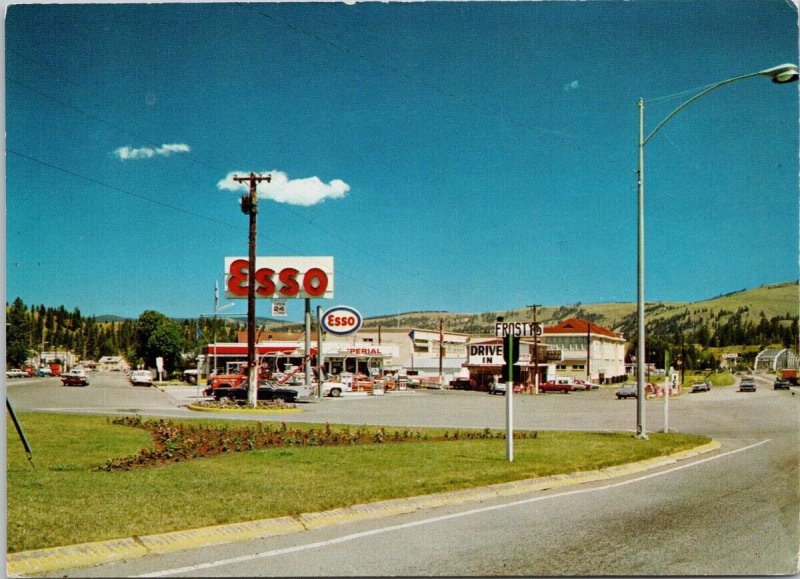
(316, 305), (324, 400)
(304, 298), (312, 392)
(495, 320), (542, 463)
(505, 334), (514, 463)
(664, 350), (670, 433)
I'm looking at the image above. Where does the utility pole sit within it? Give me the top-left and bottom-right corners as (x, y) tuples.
(528, 304), (541, 394)
(233, 172), (271, 408)
(586, 321), (591, 380)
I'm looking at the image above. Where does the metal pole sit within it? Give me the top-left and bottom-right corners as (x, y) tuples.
(213, 281), (218, 378)
(534, 306), (540, 394)
(633, 64), (797, 437)
(664, 350), (670, 433)
(316, 305), (324, 400)
(305, 298), (312, 392)
(506, 335), (514, 462)
(438, 318), (444, 389)
(636, 98), (648, 439)
(7, 398), (34, 468)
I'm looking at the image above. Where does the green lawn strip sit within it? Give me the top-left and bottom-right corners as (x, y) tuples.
(7, 412), (709, 553)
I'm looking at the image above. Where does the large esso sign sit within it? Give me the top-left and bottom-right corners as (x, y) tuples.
(225, 256), (334, 300)
(322, 306), (362, 336)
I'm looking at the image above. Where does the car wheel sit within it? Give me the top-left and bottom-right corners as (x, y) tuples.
(330, 388), (342, 397)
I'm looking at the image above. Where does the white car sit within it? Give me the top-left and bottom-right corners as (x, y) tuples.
(489, 381), (507, 395)
(130, 370), (154, 387)
(6, 368), (29, 379)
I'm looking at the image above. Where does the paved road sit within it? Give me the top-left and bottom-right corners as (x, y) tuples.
(7, 372), (799, 576)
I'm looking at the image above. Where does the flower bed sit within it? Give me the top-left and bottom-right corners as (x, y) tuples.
(99, 416), (536, 471)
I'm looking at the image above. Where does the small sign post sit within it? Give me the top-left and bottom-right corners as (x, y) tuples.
(503, 334), (517, 462)
(495, 321), (535, 462)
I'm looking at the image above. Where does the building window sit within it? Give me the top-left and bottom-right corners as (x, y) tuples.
(413, 340), (429, 353)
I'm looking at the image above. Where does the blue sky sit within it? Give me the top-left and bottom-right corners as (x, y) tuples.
(5, 0), (799, 322)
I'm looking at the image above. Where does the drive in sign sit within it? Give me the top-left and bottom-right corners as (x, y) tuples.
(494, 322), (543, 338)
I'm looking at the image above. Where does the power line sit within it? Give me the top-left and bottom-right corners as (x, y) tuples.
(6, 148), (413, 303)
(7, 148), (237, 228)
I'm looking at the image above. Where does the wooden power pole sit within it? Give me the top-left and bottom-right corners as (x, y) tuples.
(233, 172), (271, 408)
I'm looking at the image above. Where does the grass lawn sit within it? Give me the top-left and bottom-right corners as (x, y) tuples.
(7, 412), (710, 553)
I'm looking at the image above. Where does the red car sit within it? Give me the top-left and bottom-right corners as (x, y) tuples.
(540, 381), (573, 393)
(61, 373), (89, 387)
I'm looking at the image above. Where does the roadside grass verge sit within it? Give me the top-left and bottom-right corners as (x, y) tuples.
(681, 370), (735, 387)
(7, 412), (710, 553)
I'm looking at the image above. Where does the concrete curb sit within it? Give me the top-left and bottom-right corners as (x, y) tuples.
(6, 440), (721, 577)
(186, 403), (304, 414)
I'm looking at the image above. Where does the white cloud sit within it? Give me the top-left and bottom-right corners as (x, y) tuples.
(114, 143), (191, 160)
(217, 170), (350, 207)
(564, 80), (580, 91)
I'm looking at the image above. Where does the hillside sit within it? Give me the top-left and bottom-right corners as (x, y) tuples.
(358, 282), (798, 343)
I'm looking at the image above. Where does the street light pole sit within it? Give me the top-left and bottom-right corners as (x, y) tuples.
(635, 63), (798, 439)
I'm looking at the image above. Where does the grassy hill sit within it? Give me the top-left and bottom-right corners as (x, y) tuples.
(359, 281), (798, 339)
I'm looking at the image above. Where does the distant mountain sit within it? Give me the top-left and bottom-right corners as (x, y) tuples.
(94, 315), (129, 323)
(95, 281), (797, 347)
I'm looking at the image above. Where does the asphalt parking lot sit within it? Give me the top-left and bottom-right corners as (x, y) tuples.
(9, 371), (786, 436)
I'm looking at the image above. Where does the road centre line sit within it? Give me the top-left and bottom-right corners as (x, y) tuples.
(136, 439), (771, 578)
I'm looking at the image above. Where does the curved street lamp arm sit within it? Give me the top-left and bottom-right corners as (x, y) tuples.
(642, 71), (761, 146)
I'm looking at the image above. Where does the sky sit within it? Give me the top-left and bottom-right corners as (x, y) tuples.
(4, 0), (799, 323)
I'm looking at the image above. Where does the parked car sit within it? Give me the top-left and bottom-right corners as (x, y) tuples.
(449, 377), (476, 390)
(572, 379), (599, 391)
(36, 366), (53, 377)
(130, 370), (154, 387)
(6, 368), (29, 379)
(615, 384), (638, 399)
(540, 380), (574, 393)
(738, 378), (757, 392)
(690, 381), (711, 393)
(489, 381), (507, 395)
(211, 380), (299, 403)
(774, 378), (792, 390)
(61, 372), (89, 386)
(182, 369), (199, 384)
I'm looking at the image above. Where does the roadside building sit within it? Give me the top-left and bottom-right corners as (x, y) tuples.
(36, 350), (77, 369)
(463, 337), (560, 390)
(98, 355), (126, 371)
(203, 327), (471, 386)
(542, 318), (626, 383)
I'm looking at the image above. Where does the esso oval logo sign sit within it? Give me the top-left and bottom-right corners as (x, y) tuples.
(322, 306), (362, 336)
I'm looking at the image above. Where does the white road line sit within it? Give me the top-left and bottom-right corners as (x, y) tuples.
(137, 439), (771, 577)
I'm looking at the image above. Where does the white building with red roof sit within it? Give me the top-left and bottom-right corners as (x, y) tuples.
(542, 318), (627, 383)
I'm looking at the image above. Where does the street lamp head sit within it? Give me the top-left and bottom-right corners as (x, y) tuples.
(758, 63), (799, 84)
